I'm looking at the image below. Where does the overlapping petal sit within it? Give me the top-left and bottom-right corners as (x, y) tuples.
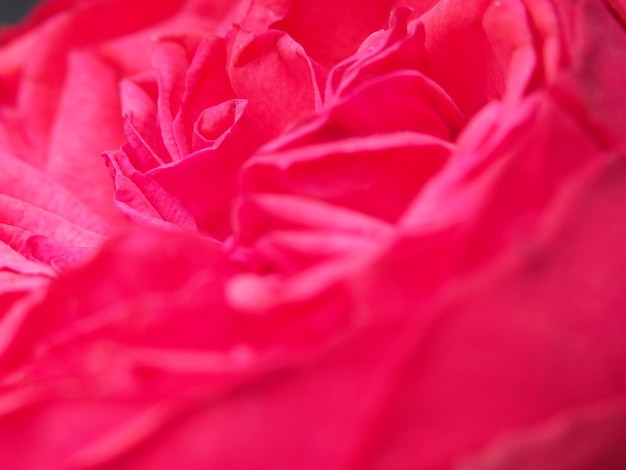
(0, 0), (625, 468)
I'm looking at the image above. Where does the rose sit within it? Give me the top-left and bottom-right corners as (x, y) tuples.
(1, 0), (626, 469)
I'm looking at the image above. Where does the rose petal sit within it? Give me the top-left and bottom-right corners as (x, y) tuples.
(105, 150), (199, 232)
(270, 0), (401, 68)
(460, 400), (626, 470)
(419, 0), (507, 116)
(45, 51), (127, 226)
(229, 27), (324, 140)
(326, 8), (429, 102)
(343, 152), (626, 469)
(243, 133), (452, 223)
(0, 151), (111, 234)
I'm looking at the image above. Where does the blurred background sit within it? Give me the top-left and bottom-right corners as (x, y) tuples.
(0, 0), (40, 24)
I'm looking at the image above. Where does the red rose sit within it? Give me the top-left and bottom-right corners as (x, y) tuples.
(1, 0), (626, 469)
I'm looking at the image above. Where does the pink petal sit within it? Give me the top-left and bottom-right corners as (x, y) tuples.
(105, 150), (199, 232)
(149, 99), (261, 239)
(229, 27), (324, 140)
(343, 152), (626, 469)
(243, 133), (452, 223)
(45, 51), (127, 226)
(461, 400), (626, 469)
(270, 0), (397, 69)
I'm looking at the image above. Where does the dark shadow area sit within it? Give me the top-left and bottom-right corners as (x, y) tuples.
(0, 0), (41, 25)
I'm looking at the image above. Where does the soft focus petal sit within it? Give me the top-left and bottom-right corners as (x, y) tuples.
(45, 51), (126, 225)
(460, 400), (626, 470)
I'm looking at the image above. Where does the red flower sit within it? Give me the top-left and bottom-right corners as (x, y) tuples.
(1, 0), (626, 468)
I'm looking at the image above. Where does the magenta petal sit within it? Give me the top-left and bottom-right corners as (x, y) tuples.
(45, 51), (126, 226)
(0, 240), (54, 280)
(235, 193), (394, 250)
(229, 27), (324, 139)
(0, 150), (111, 234)
(105, 150), (198, 232)
(174, 35), (236, 153)
(0, 194), (104, 253)
(193, 100), (244, 147)
(120, 74), (169, 171)
(547, 0), (626, 147)
(326, 8), (429, 102)
(251, 229), (381, 274)
(152, 37), (195, 161)
(461, 400), (626, 469)
(419, 0), (507, 116)
(400, 90), (600, 278)
(345, 153), (626, 469)
(271, 0), (398, 68)
(243, 133), (452, 223)
(262, 69), (464, 154)
(149, 99), (259, 239)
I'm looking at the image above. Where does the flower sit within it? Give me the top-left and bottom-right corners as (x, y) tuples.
(1, 0), (626, 469)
